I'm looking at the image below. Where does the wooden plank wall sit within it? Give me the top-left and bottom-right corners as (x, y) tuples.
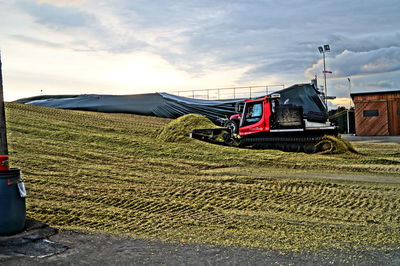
(354, 101), (388, 135)
(388, 99), (400, 135)
(353, 92), (400, 136)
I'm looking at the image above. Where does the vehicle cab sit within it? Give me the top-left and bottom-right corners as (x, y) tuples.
(238, 96), (272, 136)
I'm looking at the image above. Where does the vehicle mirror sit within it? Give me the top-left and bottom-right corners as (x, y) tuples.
(235, 102), (244, 113)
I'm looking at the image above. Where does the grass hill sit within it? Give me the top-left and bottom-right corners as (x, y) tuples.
(6, 102), (400, 251)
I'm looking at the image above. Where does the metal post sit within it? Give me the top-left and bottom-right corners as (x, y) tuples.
(0, 52), (8, 155)
(249, 87), (252, 98)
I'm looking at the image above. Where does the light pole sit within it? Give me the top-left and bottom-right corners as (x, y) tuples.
(347, 77), (352, 107)
(347, 77), (352, 134)
(318, 45), (331, 106)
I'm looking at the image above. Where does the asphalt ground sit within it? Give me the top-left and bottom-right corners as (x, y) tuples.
(2, 229), (400, 266)
(342, 134), (400, 144)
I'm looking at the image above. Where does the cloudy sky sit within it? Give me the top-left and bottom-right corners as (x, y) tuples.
(1, 0), (399, 106)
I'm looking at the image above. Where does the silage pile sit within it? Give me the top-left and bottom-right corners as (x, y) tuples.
(317, 135), (358, 154)
(157, 114), (219, 142)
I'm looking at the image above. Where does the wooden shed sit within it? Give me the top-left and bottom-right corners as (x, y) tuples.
(351, 90), (400, 136)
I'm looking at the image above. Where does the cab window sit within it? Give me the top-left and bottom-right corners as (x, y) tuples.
(243, 102), (263, 126)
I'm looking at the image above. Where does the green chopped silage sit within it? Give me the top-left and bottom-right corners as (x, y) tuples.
(317, 135), (358, 154)
(156, 114), (220, 142)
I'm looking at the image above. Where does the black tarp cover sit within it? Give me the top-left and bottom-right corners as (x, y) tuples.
(17, 83), (327, 121)
(17, 93), (241, 121)
(274, 84), (328, 121)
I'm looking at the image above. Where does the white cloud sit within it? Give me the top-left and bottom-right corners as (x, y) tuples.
(37, 0), (88, 6)
(305, 47), (400, 78)
(1, 0), (400, 100)
(18, 1), (96, 29)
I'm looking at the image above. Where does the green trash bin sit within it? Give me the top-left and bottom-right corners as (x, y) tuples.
(0, 168), (26, 235)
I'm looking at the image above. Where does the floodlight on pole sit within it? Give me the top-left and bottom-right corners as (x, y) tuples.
(318, 44), (331, 106)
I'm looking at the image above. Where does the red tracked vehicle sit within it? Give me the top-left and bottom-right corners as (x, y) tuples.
(190, 83), (338, 153)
